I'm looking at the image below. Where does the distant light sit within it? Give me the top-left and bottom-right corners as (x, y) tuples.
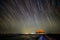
(30, 33), (35, 34)
(25, 33), (29, 34)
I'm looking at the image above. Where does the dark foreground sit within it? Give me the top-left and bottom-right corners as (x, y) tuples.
(0, 34), (60, 40)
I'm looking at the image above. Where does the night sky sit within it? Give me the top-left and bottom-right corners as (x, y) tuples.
(0, 0), (60, 34)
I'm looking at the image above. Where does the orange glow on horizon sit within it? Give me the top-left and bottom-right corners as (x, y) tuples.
(36, 29), (45, 33)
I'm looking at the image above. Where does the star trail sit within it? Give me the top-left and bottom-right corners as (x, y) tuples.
(0, 0), (60, 34)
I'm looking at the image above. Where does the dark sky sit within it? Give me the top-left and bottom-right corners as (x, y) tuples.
(0, 0), (60, 34)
